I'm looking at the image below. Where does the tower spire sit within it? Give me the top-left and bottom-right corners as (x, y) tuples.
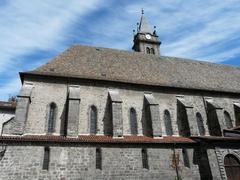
(138, 9), (153, 34)
(132, 10), (161, 56)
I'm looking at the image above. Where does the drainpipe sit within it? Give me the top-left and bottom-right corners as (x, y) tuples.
(173, 143), (180, 180)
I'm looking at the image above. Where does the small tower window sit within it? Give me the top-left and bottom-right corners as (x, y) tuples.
(142, 148), (149, 169)
(129, 108), (138, 135)
(48, 102), (57, 134)
(42, 147), (50, 170)
(150, 48), (155, 54)
(146, 47), (150, 54)
(96, 148), (102, 170)
(90, 105), (97, 134)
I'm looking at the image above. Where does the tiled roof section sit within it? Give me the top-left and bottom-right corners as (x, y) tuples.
(223, 126), (240, 137)
(27, 45), (240, 93)
(0, 101), (16, 110)
(229, 125), (240, 131)
(0, 135), (195, 144)
(223, 129), (240, 137)
(192, 136), (240, 142)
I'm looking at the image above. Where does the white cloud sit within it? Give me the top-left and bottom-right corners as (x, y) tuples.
(84, 0), (240, 62)
(1, 0), (240, 100)
(0, 0), (101, 100)
(162, 6), (240, 61)
(125, 0), (240, 62)
(0, 0), (101, 73)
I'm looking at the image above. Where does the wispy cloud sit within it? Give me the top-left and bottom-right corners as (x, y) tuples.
(0, 0), (101, 100)
(77, 0), (240, 62)
(125, 0), (240, 62)
(0, 0), (100, 72)
(1, 0), (240, 100)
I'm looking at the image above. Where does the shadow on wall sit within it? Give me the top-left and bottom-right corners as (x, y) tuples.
(141, 99), (153, 137)
(206, 102), (222, 136)
(60, 99), (68, 136)
(193, 148), (213, 180)
(103, 95), (113, 136)
(234, 105), (240, 126)
(177, 101), (190, 137)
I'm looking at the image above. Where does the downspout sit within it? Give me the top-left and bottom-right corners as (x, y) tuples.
(173, 143), (180, 180)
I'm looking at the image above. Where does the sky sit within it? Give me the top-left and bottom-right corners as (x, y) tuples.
(0, 0), (240, 100)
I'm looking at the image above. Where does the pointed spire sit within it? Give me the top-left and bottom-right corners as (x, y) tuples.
(138, 9), (153, 33)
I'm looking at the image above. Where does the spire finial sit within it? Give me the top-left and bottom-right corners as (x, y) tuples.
(141, 8), (144, 15)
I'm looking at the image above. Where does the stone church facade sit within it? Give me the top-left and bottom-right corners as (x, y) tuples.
(0, 12), (240, 180)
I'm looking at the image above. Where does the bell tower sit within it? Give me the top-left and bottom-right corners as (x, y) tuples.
(132, 9), (161, 56)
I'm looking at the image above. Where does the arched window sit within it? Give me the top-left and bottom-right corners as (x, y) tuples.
(150, 48), (155, 54)
(42, 146), (50, 170)
(146, 47), (150, 54)
(164, 110), (173, 136)
(48, 102), (57, 133)
(224, 154), (240, 180)
(90, 105), (97, 134)
(182, 148), (190, 168)
(224, 111), (233, 129)
(142, 148), (149, 169)
(196, 112), (205, 136)
(96, 148), (102, 170)
(129, 108), (138, 135)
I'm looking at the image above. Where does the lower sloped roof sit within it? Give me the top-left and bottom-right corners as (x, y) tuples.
(26, 44), (240, 93)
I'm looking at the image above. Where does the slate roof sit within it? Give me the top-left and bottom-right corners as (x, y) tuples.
(25, 44), (240, 93)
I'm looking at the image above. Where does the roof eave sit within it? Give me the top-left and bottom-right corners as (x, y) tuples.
(19, 71), (240, 95)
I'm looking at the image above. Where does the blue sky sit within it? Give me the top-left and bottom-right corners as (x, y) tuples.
(1, 0), (240, 100)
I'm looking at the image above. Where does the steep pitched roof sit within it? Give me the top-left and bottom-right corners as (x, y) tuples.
(25, 44), (240, 93)
(138, 14), (153, 33)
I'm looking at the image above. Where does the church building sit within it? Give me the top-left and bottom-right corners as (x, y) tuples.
(0, 11), (240, 180)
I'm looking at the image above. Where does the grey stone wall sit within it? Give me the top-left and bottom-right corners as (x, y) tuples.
(1, 77), (240, 179)
(0, 108), (15, 135)
(215, 148), (240, 180)
(0, 145), (218, 180)
(67, 86), (81, 136)
(5, 77), (239, 137)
